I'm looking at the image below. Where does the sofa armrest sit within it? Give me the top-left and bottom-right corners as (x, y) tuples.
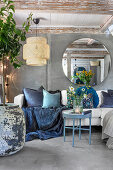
(14, 94), (24, 108)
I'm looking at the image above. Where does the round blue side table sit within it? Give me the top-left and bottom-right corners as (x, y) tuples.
(63, 110), (92, 147)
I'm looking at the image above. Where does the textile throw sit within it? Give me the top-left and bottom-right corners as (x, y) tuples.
(22, 106), (65, 141)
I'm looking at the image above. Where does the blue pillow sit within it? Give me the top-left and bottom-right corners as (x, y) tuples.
(42, 89), (60, 108)
(100, 91), (113, 108)
(23, 87), (44, 107)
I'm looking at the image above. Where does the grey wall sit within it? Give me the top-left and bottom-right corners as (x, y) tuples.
(8, 33), (113, 102)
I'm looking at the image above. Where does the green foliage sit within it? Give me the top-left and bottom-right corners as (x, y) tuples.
(0, 0), (33, 68)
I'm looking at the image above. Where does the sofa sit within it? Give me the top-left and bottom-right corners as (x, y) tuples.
(14, 90), (113, 127)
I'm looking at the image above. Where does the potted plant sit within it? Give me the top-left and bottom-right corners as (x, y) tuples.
(0, 0), (32, 106)
(0, 0), (32, 156)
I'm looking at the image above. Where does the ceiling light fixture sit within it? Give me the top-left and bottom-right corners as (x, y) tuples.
(23, 18), (50, 66)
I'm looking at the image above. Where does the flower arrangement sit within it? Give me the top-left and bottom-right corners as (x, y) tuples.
(73, 70), (94, 86)
(67, 85), (84, 111)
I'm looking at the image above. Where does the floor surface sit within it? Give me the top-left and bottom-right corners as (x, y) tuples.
(0, 128), (113, 170)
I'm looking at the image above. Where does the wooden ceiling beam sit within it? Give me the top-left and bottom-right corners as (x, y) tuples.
(100, 16), (113, 32)
(1, 0), (113, 15)
(27, 27), (99, 34)
(65, 50), (109, 55)
(68, 44), (104, 49)
(63, 56), (104, 59)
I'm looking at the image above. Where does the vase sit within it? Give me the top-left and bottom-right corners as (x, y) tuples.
(0, 104), (25, 156)
(73, 98), (83, 114)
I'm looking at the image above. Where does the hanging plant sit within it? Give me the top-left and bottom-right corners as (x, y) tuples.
(0, 0), (33, 105)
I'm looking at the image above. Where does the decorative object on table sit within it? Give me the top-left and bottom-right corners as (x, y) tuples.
(73, 70), (94, 86)
(0, 104), (25, 156)
(66, 86), (75, 108)
(23, 18), (50, 66)
(0, 0), (32, 106)
(76, 86), (99, 108)
(66, 85), (84, 113)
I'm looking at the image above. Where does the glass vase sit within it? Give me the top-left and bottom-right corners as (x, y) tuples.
(73, 98), (83, 114)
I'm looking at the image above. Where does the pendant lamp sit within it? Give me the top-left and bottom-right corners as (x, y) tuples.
(23, 18), (50, 66)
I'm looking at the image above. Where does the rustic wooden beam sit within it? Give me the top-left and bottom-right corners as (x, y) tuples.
(63, 56), (105, 59)
(65, 50), (109, 55)
(1, 0), (113, 15)
(68, 43), (104, 49)
(100, 16), (113, 32)
(27, 27), (100, 34)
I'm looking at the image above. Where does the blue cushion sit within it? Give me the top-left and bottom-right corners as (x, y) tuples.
(42, 89), (60, 108)
(100, 91), (113, 108)
(75, 86), (99, 108)
(23, 87), (44, 107)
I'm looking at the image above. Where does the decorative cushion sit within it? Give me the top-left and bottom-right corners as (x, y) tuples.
(42, 89), (60, 108)
(76, 86), (99, 108)
(83, 93), (93, 109)
(96, 90), (107, 107)
(23, 86), (44, 107)
(49, 90), (62, 105)
(100, 91), (113, 108)
(108, 89), (113, 96)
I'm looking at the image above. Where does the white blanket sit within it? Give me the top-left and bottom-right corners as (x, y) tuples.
(102, 111), (113, 149)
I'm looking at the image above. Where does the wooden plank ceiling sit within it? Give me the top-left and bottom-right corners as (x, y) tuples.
(1, 0), (113, 15)
(63, 38), (109, 59)
(1, 0), (113, 34)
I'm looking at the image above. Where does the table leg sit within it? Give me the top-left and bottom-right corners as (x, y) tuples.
(89, 117), (91, 145)
(64, 118), (66, 142)
(79, 119), (81, 140)
(72, 119), (75, 147)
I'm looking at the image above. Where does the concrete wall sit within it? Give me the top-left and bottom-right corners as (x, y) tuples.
(8, 33), (113, 102)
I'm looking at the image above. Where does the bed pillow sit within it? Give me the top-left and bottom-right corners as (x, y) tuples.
(100, 91), (113, 108)
(23, 86), (44, 107)
(42, 89), (60, 108)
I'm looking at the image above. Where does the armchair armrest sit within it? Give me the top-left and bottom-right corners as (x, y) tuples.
(14, 94), (24, 108)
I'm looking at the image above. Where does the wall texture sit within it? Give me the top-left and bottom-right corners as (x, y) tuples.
(8, 33), (113, 102)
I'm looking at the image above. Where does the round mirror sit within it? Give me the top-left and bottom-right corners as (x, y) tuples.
(62, 38), (111, 86)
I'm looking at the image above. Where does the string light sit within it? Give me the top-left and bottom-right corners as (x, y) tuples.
(0, 57), (10, 103)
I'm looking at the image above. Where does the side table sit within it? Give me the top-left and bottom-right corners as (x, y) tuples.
(63, 110), (92, 147)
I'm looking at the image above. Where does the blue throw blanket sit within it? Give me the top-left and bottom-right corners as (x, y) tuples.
(22, 106), (65, 142)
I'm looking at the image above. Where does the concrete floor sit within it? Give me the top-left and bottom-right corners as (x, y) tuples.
(0, 129), (113, 170)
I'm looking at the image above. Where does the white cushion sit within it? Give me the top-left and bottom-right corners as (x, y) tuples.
(61, 90), (67, 106)
(14, 94), (24, 108)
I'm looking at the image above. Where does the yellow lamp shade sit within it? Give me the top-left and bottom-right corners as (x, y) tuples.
(23, 37), (50, 66)
(26, 57), (47, 66)
(26, 37), (47, 44)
